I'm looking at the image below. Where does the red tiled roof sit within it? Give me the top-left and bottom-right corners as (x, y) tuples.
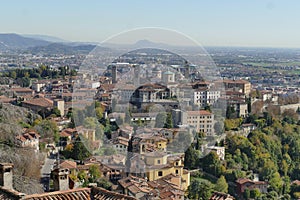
(16, 135), (26, 142)
(236, 178), (251, 185)
(210, 191), (235, 200)
(187, 110), (212, 116)
(236, 178), (268, 186)
(92, 186), (137, 200)
(10, 88), (33, 93)
(292, 180), (300, 186)
(24, 188), (91, 200)
(100, 84), (115, 92)
(101, 93), (110, 97)
(0, 187), (25, 200)
(60, 131), (72, 137)
(60, 128), (76, 137)
(22, 97), (53, 108)
(59, 160), (77, 169)
(0, 96), (16, 103)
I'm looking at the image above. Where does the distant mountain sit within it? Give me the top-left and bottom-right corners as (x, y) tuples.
(26, 43), (97, 55)
(102, 39), (172, 49)
(22, 34), (69, 43)
(133, 39), (171, 48)
(0, 33), (50, 50)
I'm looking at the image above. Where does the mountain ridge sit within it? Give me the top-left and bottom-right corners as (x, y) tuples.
(0, 33), (50, 50)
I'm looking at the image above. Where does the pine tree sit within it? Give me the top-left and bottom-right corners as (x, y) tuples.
(164, 113), (173, 128)
(215, 175), (228, 193)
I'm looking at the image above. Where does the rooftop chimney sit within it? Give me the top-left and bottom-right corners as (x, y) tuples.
(0, 163), (14, 190)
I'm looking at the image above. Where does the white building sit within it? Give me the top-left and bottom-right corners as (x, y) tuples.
(15, 130), (40, 152)
(206, 146), (225, 160)
(193, 88), (221, 108)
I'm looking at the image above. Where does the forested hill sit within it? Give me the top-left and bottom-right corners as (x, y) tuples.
(186, 112), (300, 199)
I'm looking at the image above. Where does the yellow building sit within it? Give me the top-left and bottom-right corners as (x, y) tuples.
(143, 152), (190, 190)
(76, 126), (96, 141)
(133, 134), (168, 154)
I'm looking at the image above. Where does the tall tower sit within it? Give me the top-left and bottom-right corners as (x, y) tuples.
(52, 168), (69, 191)
(133, 65), (140, 87)
(152, 66), (162, 79)
(162, 71), (175, 84)
(184, 65), (190, 78)
(112, 65), (117, 84)
(0, 163), (14, 190)
(53, 99), (65, 116)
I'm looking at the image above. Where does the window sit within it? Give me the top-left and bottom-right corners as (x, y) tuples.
(175, 169), (179, 174)
(175, 162), (178, 166)
(157, 160), (161, 164)
(158, 171), (163, 176)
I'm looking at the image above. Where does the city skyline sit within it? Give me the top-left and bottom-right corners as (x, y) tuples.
(2, 0), (300, 48)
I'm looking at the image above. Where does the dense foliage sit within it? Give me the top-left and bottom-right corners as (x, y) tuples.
(185, 111), (300, 199)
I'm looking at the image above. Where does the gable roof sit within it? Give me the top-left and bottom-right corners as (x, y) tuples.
(210, 191), (235, 200)
(92, 186), (137, 200)
(0, 187), (25, 200)
(22, 97), (53, 108)
(187, 110), (212, 116)
(59, 160), (77, 169)
(0, 186), (136, 200)
(24, 188), (91, 200)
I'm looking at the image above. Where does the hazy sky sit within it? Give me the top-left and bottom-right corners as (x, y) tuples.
(1, 0), (300, 47)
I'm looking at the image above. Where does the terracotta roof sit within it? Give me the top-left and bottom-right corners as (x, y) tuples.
(59, 160), (77, 169)
(60, 128), (76, 137)
(101, 93), (110, 97)
(16, 130), (40, 143)
(24, 188), (91, 200)
(236, 178), (251, 185)
(16, 135), (27, 142)
(236, 178), (268, 186)
(0, 187), (25, 200)
(23, 131), (40, 139)
(119, 174), (185, 200)
(60, 131), (72, 137)
(10, 88), (33, 93)
(91, 186), (137, 200)
(159, 190), (175, 199)
(187, 110), (212, 116)
(292, 180), (300, 186)
(0, 186), (136, 200)
(0, 96), (16, 103)
(100, 84), (115, 92)
(113, 136), (129, 146)
(22, 97), (53, 108)
(210, 191), (235, 200)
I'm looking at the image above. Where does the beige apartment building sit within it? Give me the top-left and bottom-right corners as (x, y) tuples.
(186, 110), (215, 136)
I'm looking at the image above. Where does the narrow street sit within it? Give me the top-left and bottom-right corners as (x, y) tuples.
(40, 155), (56, 192)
